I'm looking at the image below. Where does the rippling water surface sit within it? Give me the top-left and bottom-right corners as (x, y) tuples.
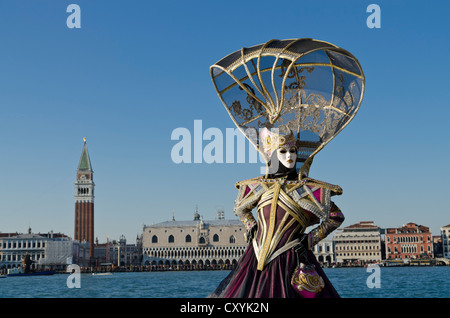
(1, 267), (449, 298)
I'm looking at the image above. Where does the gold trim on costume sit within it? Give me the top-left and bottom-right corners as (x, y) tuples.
(257, 182), (281, 271)
(233, 176), (344, 271)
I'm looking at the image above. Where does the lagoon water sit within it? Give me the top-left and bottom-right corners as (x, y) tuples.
(1, 267), (449, 298)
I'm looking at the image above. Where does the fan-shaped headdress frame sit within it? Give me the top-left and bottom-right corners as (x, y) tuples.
(210, 38), (365, 178)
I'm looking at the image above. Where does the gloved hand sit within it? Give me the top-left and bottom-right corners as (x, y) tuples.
(244, 223), (257, 243)
(294, 233), (308, 263)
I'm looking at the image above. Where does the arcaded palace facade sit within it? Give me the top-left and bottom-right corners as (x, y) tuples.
(141, 211), (247, 269)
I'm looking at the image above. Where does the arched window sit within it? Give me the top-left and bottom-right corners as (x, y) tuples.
(185, 235), (191, 243)
(199, 237), (206, 244)
(152, 235), (158, 243)
(168, 235), (174, 243)
(229, 235), (235, 244)
(213, 234), (219, 242)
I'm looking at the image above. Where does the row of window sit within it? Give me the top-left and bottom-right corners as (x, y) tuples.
(335, 245), (380, 251)
(145, 245), (244, 252)
(145, 247), (245, 259)
(337, 252), (381, 257)
(333, 239), (380, 244)
(1, 253), (43, 262)
(387, 236), (431, 243)
(2, 241), (46, 249)
(387, 246), (431, 254)
(77, 187), (91, 195)
(150, 234), (237, 244)
(148, 227), (242, 234)
(314, 245), (331, 253)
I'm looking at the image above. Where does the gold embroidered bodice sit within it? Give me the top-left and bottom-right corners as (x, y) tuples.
(234, 176), (344, 271)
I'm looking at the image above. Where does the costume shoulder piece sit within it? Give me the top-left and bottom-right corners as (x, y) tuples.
(234, 176), (263, 189)
(287, 177), (342, 221)
(235, 176), (341, 194)
(301, 177), (342, 196)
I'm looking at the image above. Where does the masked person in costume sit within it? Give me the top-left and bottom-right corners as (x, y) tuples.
(211, 127), (347, 298)
(208, 39), (365, 298)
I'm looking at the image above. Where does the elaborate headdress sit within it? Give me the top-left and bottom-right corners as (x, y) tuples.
(210, 38), (365, 178)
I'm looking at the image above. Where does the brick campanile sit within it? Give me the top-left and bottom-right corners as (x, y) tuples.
(74, 138), (95, 259)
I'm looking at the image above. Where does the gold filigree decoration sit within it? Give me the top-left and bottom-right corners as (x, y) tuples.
(291, 265), (325, 294)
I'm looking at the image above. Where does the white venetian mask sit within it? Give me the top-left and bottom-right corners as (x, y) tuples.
(276, 146), (297, 169)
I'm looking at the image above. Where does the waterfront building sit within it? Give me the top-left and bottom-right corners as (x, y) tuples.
(332, 221), (382, 265)
(441, 224), (450, 258)
(93, 235), (142, 267)
(0, 228), (72, 270)
(312, 239), (335, 265)
(72, 240), (91, 267)
(38, 234), (73, 269)
(432, 235), (443, 258)
(74, 138), (95, 260)
(385, 223), (433, 259)
(142, 210), (246, 269)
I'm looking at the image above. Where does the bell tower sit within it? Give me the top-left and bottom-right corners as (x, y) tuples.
(74, 138), (95, 259)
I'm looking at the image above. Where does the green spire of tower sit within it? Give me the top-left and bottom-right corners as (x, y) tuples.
(78, 138), (93, 171)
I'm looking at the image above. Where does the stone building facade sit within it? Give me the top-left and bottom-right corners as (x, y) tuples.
(93, 235), (142, 267)
(142, 212), (247, 269)
(333, 221), (383, 264)
(0, 228), (72, 271)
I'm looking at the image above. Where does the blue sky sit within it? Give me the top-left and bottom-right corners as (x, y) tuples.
(0, 0), (449, 243)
